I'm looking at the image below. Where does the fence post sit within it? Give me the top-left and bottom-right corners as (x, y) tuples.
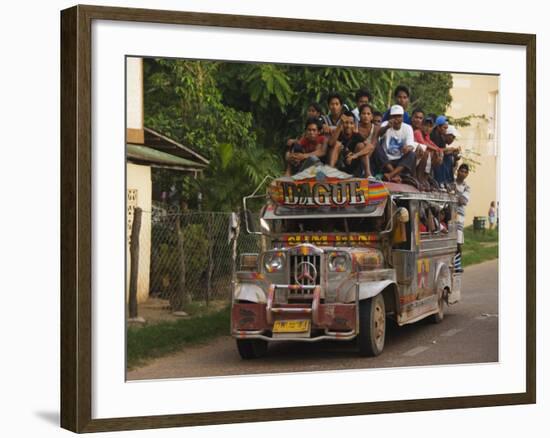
(128, 207), (142, 320)
(205, 213), (214, 307)
(173, 215), (190, 312)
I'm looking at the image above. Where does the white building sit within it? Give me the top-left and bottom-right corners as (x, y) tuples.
(447, 73), (499, 226)
(126, 57), (208, 303)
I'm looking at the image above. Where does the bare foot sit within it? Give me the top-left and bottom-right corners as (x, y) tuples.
(417, 177), (429, 191)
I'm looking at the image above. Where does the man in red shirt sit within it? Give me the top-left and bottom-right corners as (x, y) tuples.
(286, 118), (327, 175)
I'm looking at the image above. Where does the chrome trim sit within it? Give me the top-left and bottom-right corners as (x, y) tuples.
(232, 331), (357, 342)
(271, 308), (312, 314)
(273, 284), (317, 290)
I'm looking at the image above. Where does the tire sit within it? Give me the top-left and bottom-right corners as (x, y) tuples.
(358, 294), (386, 357)
(236, 338), (268, 359)
(430, 288), (445, 324)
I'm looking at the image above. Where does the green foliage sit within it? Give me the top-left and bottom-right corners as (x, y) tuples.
(143, 59), (455, 208)
(401, 72), (453, 116)
(199, 141), (279, 211)
(448, 113), (487, 127)
(462, 225), (499, 267)
(244, 64), (294, 109)
(182, 223), (209, 285)
(460, 148), (482, 173)
(144, 58), (256, 159)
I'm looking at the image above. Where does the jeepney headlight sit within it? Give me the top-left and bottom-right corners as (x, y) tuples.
(352, 251), (383, 271)
(328, 252), (350, 272)
(264, 252), (285, 273)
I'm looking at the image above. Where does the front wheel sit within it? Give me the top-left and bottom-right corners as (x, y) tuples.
(236, 338), (268, 359)
(358, 295), (386, 357)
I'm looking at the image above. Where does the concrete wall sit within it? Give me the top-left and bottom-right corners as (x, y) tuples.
(126, 163), (152, 304)
(447, 74), (499, 226)
(126, 57), (144, 144)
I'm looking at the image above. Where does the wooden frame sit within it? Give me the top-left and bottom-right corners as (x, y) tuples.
(60, 4), (536, 433)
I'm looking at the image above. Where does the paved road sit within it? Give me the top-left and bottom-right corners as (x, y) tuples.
(128, 259), (498, 380)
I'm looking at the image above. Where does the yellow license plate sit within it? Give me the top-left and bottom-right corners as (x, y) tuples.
(273, 320), (310, 333)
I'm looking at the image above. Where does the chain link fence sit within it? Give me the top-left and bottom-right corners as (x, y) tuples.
(128, 204), (261, 317)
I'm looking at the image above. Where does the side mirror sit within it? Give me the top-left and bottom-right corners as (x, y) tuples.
(244, 210), (257, 233)
(396, 207), (409, 223)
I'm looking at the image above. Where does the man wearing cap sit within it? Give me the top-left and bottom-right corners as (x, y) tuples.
(431, 116), (459, 185)
(445, 125), (462, 176)
(372, 104), (416, 183)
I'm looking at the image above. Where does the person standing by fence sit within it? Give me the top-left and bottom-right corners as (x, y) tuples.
(488, 201), (496, 230)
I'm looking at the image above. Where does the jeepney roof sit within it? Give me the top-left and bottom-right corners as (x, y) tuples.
(385, 181), (458, 202)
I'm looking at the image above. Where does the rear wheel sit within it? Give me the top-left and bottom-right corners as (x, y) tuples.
(358, 294), (386, 357)
(430, 288), (445, 323)
(236, 338), (268, 359)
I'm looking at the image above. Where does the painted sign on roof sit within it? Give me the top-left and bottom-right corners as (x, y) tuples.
(268, 165), (389, 209)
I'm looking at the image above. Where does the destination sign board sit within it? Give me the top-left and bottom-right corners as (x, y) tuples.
(269, 178), (388, 208)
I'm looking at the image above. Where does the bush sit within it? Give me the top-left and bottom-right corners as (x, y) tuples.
(181, 223), (209, 287)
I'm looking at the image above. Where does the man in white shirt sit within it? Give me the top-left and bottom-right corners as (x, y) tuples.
(373, 104), (416, 183)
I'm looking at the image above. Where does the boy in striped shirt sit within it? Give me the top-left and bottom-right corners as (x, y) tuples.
(451, 163), (470, 272)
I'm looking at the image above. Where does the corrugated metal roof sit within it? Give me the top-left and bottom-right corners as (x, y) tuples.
(126, 144), (207, 169)
(143, 127), (210, 165)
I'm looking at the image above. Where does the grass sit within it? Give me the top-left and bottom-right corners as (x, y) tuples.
(462, 225), (499, 267)
(127, 302), (231, 370)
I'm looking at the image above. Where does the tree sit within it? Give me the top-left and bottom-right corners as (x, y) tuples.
(401, 72), (453, 115)
(142, 59), (455, 210)
(198, 142), (279, 211)
(144, 58), (257, 159)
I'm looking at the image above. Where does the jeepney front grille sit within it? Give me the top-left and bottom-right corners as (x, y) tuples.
(289, 254), (321, 291)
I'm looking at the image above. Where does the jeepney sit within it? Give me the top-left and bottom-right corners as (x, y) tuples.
(231, 165), (462, 358)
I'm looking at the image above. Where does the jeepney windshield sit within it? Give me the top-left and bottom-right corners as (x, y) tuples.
(268, 215), (387, 234)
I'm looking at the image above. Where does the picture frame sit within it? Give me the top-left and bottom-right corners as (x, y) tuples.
(60, 4), (536, 433)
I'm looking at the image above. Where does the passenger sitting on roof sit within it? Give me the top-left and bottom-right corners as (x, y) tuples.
(445, 125), (462, 177)
(285, 118), (328, 175)
(304, 102), (326, 135)
(372, 111), (383, 127)
(381, 85), (412, 125)
(351, 88), (373, 124)
(411, 109), (443, 188)
(285, 102), (326, 160)
(320, 92), (345, 137)
(328, 110), (374, 177)
(372, 104), (416, 183)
